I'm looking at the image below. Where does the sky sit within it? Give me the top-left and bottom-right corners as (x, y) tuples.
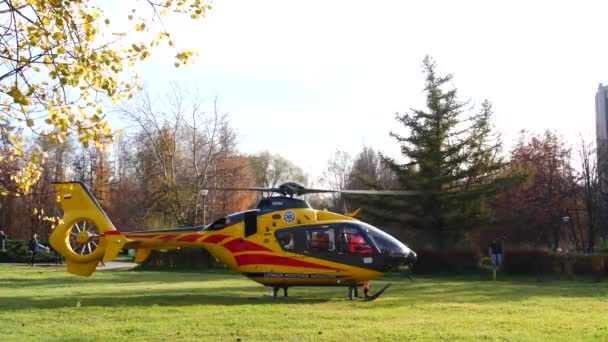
(116, 0), (608, 182)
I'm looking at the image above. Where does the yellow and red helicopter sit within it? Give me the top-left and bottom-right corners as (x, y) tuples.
(49, 181), (417, 300)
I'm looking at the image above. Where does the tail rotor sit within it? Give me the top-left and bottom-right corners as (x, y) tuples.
(68, 220), (101, 256)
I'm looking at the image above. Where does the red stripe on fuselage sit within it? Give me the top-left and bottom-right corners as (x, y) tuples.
(104, 230), (122, 236)
(124, 234), (160, 239)
(234, 254), (342, 271)
(222, 239), (272, 253)
(202, 234), (230, 244)
(158, 234), (178, 240)
(178, 234), (203, 242)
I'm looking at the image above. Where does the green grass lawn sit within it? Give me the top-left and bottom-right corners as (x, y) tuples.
(0, 265), (607, 341)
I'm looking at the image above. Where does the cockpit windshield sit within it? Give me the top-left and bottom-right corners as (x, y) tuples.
(354, 222), (412, 256)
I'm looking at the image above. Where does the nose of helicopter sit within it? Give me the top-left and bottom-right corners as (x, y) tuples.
(388, 248), (416, 265)
(406, 250), (417, 263)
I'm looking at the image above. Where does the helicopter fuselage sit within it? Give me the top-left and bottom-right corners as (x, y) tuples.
(120, 197), (416, 287)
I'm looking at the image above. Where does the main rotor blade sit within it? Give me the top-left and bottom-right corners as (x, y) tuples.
(207, 187), (281, 192)
(207, 185), (420, 196)
(338, 189), (421, 196)
(299, 188), (420, 196)
(297, 188), (339, 195)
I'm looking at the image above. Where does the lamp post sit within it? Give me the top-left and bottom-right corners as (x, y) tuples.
(200, 189), (208, 225)
(561, 216), (570, 252)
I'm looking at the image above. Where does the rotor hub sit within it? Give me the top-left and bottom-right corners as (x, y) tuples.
(76, 231), (91, 245)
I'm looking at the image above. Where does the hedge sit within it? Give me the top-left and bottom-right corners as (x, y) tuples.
(503, 249), (607, 280)
(412, 249), (479, 274)
(141, 247), (225, 270)
(411, 248), (607, 279)
(0, 240), (57, 263)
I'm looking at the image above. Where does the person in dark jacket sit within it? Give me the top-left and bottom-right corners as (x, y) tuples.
(28, 234), (39, 266)
(489, 239), (503, 269)
(49, 244), (63, 265)
(0, 230), (7, 252)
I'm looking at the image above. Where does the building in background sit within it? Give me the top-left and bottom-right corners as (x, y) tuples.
(596, 84), (608, 182)
(595, 84), (608, 244)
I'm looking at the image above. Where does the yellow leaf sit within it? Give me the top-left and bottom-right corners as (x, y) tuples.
(26, 119), (34, 127)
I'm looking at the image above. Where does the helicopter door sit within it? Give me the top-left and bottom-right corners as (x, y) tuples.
(301, 227), (339, 273)
(244, 211), (257, 237)
(334, 225), (376, 268)
(278, 227), (338, 266)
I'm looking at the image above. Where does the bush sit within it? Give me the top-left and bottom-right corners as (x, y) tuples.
(142, 247), (224, 270)
(0, 240), (55, 263)
(410, 248), (608, 278)
(412, 249), (479, 274)
(502, 249), (554, 274)
(502, 249), (607, 279)
(599, 240), (608, 253)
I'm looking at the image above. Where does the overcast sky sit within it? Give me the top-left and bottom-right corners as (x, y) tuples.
(121, 0), (608, 182)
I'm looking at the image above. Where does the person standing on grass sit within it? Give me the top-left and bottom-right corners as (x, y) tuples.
(489, 240), (497, 269)
(0, 230), (7, 252)
(495, 239), (503, 269)
(50, 244), (63, 265)
(489, 239), (503, 270)
(28, 233), (39, 266)
(363, 281), (371, 298)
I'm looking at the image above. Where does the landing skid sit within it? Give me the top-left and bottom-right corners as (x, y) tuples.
(271, 286), (289, 300)
(362, 283), (391, 301)
(263, 283), (391, 301)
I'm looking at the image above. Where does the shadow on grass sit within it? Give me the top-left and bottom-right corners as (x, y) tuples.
(0, 268), (239, 288)
(0, 286), (333, 310)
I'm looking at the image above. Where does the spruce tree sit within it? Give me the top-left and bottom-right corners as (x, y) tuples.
(380, 56), (515, 248)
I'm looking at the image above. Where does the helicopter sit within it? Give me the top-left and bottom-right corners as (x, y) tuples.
(49, 181), (417, 300)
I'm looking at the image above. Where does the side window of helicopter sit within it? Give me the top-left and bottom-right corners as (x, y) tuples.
(305, 228), (336, 253)
(276, 231), (294, 251)
(338, 227), (374, 255)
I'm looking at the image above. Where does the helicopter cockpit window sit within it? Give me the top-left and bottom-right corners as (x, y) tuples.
(305, 228), (335, 252)
(338, 227), (373, 255)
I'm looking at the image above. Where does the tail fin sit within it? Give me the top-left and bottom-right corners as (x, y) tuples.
(50, 181), (126, 276)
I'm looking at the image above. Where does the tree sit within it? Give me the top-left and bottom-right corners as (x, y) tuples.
(92, 149), (112, 208)
(335, 146), (398, 216)
(381, 56), (514, 248)
(119, 88), (245, 227)
(495, 131), (579, 251)
(248, 152), (307, 188)
(320, 150), (352, 211)
(0, 124), (44, 195)
(348, 146), (397, 190)
(0, 0), (210, 195)
(577, 136), (599, 252)
(0, 133), (72, 239)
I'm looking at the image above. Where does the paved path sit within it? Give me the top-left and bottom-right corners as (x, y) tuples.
(0, 261), (138, 270)
(97, 261), (139, 270)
